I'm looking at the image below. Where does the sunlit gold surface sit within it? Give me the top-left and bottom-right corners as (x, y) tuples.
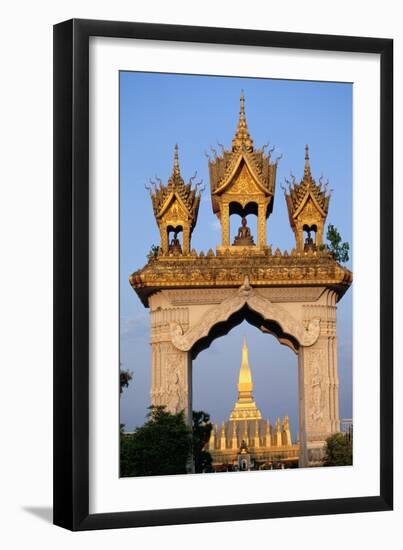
(146, 144), (202, 255)
(130, 249), (352, 307)
(208, 338), (299, 469)
(284, 145), (331, 251)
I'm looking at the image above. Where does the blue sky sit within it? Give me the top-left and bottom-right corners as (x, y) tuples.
(119, 72), (352, 439)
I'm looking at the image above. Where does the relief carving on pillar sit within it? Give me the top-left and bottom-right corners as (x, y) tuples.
(164, 352), (187, 414)
(304, 348), (327, 428)
(170, 276), (320, 351)
(310, 367), (324, 424)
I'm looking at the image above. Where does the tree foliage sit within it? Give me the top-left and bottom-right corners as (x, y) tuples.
(120, 406), (192, 477)
(120, 368), (133, 394)
(192, 411), (213, 473)
(325, 224), (350, 263)
(323, 432), (353, 466)
(147, 244), (160, 261)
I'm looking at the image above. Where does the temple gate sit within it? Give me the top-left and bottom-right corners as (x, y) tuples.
(130, 94), (352, 466)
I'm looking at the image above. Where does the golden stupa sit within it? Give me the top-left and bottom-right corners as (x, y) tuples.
(207, 338), (299, 471)
(230, 337), (262, 421)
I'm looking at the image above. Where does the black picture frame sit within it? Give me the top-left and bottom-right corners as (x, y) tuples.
(53, 18), (393, 531)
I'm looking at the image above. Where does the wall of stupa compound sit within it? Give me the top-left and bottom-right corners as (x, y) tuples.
(147, 280), (339, 468)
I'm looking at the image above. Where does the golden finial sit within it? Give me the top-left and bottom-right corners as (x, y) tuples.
(304, 144), (311, 179)
(172, 143), (180, 177)
(240, 89), (245, 119)
(232, 91), (253, 151)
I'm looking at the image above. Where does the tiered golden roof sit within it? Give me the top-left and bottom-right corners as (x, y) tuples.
(149, 144), (201, 222)
(208, 93), (278, 249)
(209, 93), (276, 209)
(285, 145), (331, 251)
(147, 144), (202, 255)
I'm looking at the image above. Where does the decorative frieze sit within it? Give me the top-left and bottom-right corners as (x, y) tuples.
(130, 253), (352, 307)
(151, 307), (189, 329)
(169, 278), (320, 353)
(165, 288), (234, 306)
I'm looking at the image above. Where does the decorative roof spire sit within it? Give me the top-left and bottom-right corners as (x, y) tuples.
(239, 90), (246, 122)
(172, 143), (180, 177)
(304, 143), (311, 179)
(232, 91), (254, 151)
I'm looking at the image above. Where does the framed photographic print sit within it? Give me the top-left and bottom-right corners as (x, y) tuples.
(53, 19), (393, 530)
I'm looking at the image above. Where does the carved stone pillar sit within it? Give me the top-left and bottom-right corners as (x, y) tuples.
(257, 201), (266, 247)
(221, 201), (230, 246)
(298, 332), (339, 466)
(150, 341), (192, 422)
(150, 305), (192, 424)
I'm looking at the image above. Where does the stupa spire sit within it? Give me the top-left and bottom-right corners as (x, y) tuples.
(238, 337), (253, 396)
(230, 337), (262, 421)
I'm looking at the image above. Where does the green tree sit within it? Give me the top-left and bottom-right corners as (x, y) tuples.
(323, 432), (353, 466)
(120, 406), (192, 477)
(325, 224), (350, 263)
(120, 367), (133, 394)
(147, 244), (160, 261)
(192, 411), (213, 473)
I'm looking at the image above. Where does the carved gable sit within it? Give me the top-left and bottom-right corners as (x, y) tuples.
(296, 195), (323, 225)
(225, 162), (261, 196)
(162, 196), (188, 225)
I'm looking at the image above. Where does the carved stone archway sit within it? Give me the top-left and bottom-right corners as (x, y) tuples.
(145, 276), (341, 467)
(170, 276), (320, 353)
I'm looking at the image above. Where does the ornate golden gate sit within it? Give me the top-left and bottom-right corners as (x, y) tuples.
(130, 94), (352, 466)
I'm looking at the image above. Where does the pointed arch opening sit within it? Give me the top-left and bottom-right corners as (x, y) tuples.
(192, 320), (299, 472)
(191, 303), (299, 360)
(303, 223), (318, 250)
(229, 202), (258, 246)
(167, 224), (183, 254)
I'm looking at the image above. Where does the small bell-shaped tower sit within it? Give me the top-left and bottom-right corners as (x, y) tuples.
(147, 144), (202, 255)
(284, 145), (331, 252)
